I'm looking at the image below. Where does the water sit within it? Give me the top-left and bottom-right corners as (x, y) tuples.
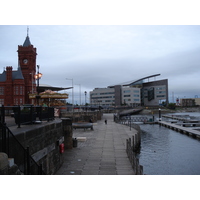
(136, 112), (200, 175)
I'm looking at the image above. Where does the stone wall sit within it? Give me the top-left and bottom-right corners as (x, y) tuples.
(0, 118), (73, 175)
(61, 111), (102, 122)
(0, 153), (23, 175)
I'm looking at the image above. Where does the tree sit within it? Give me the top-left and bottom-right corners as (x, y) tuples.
(168, 103), (176, 109)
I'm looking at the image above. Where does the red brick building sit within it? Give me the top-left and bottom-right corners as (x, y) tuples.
(0, 33), (37, 106)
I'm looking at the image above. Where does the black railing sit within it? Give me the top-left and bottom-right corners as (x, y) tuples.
(126, 138), (143, 175)
(0, 105), (55, 128)
(0, 121), (45, 175)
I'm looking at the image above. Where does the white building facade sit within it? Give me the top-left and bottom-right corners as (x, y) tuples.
(90, 74), (169, 107)
(90, 87), (115, 107)
(90, 86), (141, 107)
(121, 87), (141, 106)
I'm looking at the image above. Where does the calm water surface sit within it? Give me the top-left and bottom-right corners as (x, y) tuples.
(137, 112), (200, 175)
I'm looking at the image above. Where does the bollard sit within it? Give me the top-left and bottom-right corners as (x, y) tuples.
(61, 118), (73, 149)
(73, 138), (77, 148)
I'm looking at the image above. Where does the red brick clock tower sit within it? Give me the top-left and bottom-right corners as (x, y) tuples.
(17, 30), (37, 104)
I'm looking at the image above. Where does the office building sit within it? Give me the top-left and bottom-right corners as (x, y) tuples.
(90, 74), (168, 107)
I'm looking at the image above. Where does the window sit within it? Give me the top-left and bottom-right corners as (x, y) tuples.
(156, 86), (166, 90)
(0, 87), (4, 95)
(124, 90), (130, 93)
(15, 86), (19, 95)
(0, 99), (4, 105)
(157, 95), (165, 98)
(14, 98), (18, 105)
(156, 91), (165, 94)
(133, 90), (139, 93)
(20, 86), (24, 95)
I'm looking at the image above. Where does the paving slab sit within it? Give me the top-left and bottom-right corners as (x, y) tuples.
(55, 113), (138, 175)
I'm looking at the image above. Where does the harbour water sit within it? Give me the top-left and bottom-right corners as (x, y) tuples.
(136, 112), (200, 175)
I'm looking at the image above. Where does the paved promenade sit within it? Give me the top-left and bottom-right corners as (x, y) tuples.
(56, 113), (138, 175)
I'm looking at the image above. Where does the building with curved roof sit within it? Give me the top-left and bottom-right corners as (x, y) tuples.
(90, 74), (168, 107)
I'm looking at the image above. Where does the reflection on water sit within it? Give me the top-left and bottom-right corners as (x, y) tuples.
(137, 113), (200, 175)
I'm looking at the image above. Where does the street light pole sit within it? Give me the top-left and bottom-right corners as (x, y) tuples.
(34, 65), (42, 105)
(75, 84), (81, 106)
(84, 91), (87, 112)
(66, 78), (74, 111)
(30, 73), (34, 104)
(159, 108), (161, 121)
(84, 91), (87, 105)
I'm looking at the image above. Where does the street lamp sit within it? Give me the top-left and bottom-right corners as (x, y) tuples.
(84, 91), (87, 105)
(84, 91), (87, 112)
(34, 65), (42, 105)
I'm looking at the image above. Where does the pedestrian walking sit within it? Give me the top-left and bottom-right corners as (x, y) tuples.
(105, 119), (107, 124)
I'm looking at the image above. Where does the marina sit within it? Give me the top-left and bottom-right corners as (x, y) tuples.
(158, 121), (200, 139)
(137, 112), (200, 175)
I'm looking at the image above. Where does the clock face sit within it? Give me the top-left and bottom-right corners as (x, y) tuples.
(23, 59), (28, 64)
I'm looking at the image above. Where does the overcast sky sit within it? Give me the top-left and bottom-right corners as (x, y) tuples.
(1, 24), (200, 104)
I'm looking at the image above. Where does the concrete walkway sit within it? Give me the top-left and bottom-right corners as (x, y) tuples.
(55, 113), (138, 175)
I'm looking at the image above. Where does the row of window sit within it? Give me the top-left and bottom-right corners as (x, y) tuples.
(124, 94), (140, 97)
(91, 92), (114, 96)
(123, 90), (140, 93)
(91, 96), (114, 99)
(156, 91), (166, 94)
(156, 87), (166, 90)
(0, 86), (24, 95)
(95, 100), (115, 103)
(14, 86), (24, 95)
(124, 99), (140, 102)
(144, 95), (166, 98)
(0, 98), (23, 105)
(144, 86), (166, 91)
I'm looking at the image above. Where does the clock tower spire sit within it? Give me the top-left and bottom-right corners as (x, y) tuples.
(17, 27), (37, 104)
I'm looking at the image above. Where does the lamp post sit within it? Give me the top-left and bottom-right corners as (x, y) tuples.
(75, 84), (81, 106)
(34, 65), (42, 105)
(30, 73), (34, 105)
(84, 91), (87, 112)
(66, 78), (74, 112)
(159, 108), (161, 121)
(84, 91), (87, 105)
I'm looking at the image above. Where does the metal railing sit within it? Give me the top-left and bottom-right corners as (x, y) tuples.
(126, 138), (143, 175)
(0, 105), (55, 128)
(0, 121), (45, 175)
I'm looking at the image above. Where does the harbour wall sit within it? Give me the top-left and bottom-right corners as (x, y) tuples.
(0, 118), (73, 175)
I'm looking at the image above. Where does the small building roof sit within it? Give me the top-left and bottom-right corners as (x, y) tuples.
(0, 71), (6, 82)
(0, 67), (24, 82)
(38, 84), (73, 93)
(12, 67), (24, 80)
